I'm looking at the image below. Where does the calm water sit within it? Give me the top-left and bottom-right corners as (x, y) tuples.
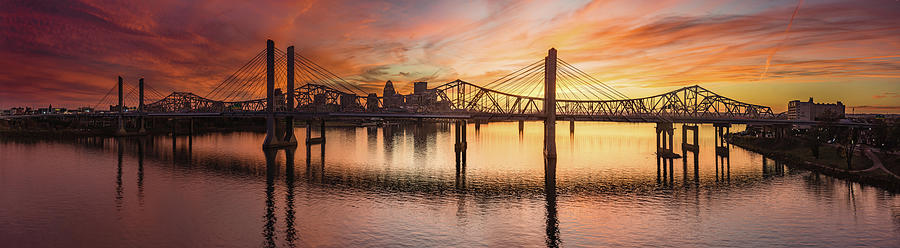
(1, 122), (898, 247)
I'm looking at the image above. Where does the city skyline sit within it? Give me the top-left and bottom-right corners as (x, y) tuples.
(1, 0), (898, 113)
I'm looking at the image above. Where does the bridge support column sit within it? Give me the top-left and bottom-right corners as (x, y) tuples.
(518, 120), (524, 132)
(681, 124), (699, 184)
(773, 124), (790, 140)
(655, 122), (675, 185)
(305, 119), (326, 145)
(713, 123), (731, 182)
(714, 123), (731, 156)
(263, 39), (278, 148)
(543, 48), (558, 159)
(454, 120), (468, 170)
(320, 119), (326, 144)
(569, 120), (574, 133)
(656, 122), (675, 156)
(116, 76), (127, 136)
(283, 46), (297, 145)
(138, 78), (146, 134)
(262, 40), (297, 148)
(682, 124), (699, 152)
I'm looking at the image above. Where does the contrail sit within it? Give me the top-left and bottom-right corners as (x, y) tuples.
(760, 0), (803, 80)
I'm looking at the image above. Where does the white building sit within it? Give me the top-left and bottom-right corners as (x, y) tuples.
(788, 97), (845, 121)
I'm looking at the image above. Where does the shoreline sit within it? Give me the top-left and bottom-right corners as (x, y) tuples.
(728, 135), (900, 191)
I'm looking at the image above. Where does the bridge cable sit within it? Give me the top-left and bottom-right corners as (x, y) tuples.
(291, 54), (352, 94)
(558, 58), (627, 99)
(480, 60), (543, 90)
(556, 60), (615, 100)
(489, 64), (541, 95)
(291, 56), (345, 94)
(211, 48), (266, 100)
(206, 49), (266, 100)
(523, 69), (547, 99)
(218, 49), (268, 101)
(504, 67), (544, 97)
(557, 65), (612, 100)
(557, 68), (601, 100)
(502, 63), (545, 95)
(221, 50), (269, 101)
(558, 59), (628, 99)
(226, 50), (270, 101)
(293, 51), (367, 95)
(215, 50), (266, 101)
(296, 53), (367, 95)
(92, 84), (118, 110)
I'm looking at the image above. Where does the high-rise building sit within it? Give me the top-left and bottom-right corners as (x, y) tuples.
(788, 97), (845, 121)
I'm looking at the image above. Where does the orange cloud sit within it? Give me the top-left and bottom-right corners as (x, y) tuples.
(1, 0), (898, 114)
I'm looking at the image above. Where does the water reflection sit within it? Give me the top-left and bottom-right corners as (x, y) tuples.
(137, 138), (145, 205)
(116, 138), (124, 210)
(263, 149), (277, 248)
(762, 156), (785, 178)
(3, 122), (900, 247)
(715, 153), (731, 183)
(284, 148), (298, 248)
(545, 158), (560, 248)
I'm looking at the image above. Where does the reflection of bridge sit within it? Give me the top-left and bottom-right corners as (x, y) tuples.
(85, 40), (791, 158)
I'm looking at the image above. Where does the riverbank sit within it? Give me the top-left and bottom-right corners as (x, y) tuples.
(728, 134), (900, 191)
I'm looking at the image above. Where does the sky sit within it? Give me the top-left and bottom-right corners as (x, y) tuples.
(1, 0), (898, 113)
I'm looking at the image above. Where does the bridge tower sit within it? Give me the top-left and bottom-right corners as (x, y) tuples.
(544, 48), (557, 159)
(116, 76), (126, 136)
(138, 78), (146, 134)
(262, 40), (298, 148)
(284, 46), (297, 144)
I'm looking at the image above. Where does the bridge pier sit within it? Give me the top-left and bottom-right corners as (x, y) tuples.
(138, 78), (146, 134)
(655, 122), (676, 157)
(283, 46), (298, 145)
(569, 120), (574, 133)
(682, 124), (699, 152)
(262, 40), (297, 148)
(656, 122), (676, 185)
(454, 120), (467, 170)
(681, 124), (700, 184)
(306, 119), (326, 144)
(714, 123), (731, 156)
(773, 124), (791, 140)
(518, 120), (524, 132)
(115, 76), (127, 136)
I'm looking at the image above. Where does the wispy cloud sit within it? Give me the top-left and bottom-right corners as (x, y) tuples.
(1, 0), (898, 113)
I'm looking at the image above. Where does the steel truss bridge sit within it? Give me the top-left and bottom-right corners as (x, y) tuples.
(88, 40), (780, 125)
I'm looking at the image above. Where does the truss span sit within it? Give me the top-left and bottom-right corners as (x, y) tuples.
(432, 80), (777, 122)
(142, 80), (778, 123)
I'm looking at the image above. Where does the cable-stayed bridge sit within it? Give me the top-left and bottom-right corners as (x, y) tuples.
(100, 41), (777, 123)
(24, 40), (814, 158)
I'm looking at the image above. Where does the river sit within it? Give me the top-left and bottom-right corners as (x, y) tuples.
(1, 122), (898, 247)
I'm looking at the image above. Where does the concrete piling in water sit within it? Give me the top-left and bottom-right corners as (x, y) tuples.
(116, 76), (127, 136)
(454, 120), (467, 169)
(138, 78), (146, 134)
(714, 123), (731, 156)
(262, 40), (298, 148)
(569, 120), (574, 133)
(681, 124), (699, 152)
(283, 46), (297, 145)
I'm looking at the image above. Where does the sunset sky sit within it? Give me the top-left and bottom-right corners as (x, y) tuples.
(1, 0), (898, 113)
